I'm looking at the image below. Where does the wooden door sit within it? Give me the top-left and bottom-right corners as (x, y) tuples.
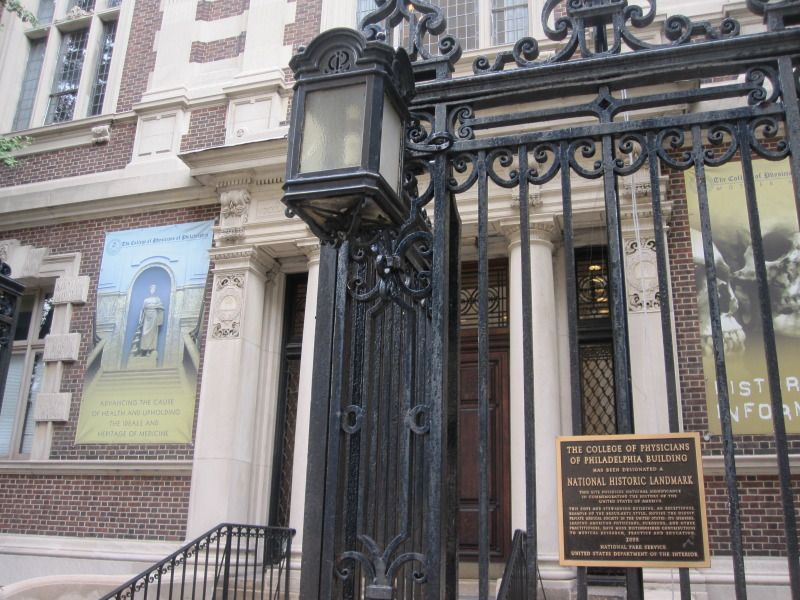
(458, 337), (511, 561)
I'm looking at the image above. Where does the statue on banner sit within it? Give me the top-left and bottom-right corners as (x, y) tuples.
(130, 284), (165, 358)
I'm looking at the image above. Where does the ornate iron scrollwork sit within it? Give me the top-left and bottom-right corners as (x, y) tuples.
(359, 0), (462, 65)
(336, 534), (426, 600)
(470, 0), (742, 73)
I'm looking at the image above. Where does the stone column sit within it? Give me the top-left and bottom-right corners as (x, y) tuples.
(620, 180), (672, 435)
(186, 245), (276, 536)
(623, 230), (671, 435)
(503, 218), (562, 561)
(287, 241), (321, 551)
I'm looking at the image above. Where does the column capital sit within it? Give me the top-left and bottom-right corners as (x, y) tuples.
(296, 238), (321, 266)
(498, 217), (558, 251)
(209, 244), (274, 275)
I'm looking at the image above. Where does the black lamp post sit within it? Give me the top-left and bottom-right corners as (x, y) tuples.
(0, 260), (25, 413)
(282, 28), (415, 244)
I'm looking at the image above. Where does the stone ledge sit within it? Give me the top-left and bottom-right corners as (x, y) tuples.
(0, 460), (193, 476)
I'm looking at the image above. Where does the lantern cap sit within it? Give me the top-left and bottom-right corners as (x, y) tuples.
(289, 28), (415, 105)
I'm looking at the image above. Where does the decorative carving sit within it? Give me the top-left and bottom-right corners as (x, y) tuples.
(64, 5), (91, 19)
(624, 237), (660, 313)
(220, 189), (251, 225)
(211, 273), (245, 339)
(91, 125), (110, 144)
(217, 227), (246, 242)
(216, 188), (251, 243)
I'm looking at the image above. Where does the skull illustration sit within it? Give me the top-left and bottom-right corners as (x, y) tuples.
(734, 225), (800, 338)
(691, 230), (746, 356)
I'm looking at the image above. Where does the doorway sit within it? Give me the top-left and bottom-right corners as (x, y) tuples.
(457, 259), (511, 562)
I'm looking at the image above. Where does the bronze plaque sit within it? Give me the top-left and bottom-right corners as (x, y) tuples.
(557, 432), (710, 568)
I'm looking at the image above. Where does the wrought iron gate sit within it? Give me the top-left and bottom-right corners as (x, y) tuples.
(289, 0), (800, 598)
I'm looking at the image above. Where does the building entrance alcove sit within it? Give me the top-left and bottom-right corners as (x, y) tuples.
(458, 259), (511, 566)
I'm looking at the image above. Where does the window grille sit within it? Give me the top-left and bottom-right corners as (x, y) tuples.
(45, 28), (90, 124)
(460, 259), (508, 329)
(576, 246), (610, 321)
(580, 343), (617, 435)
(272, 277), (307, 527)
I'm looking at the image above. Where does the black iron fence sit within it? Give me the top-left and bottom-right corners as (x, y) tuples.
(99, 524), (295, 600)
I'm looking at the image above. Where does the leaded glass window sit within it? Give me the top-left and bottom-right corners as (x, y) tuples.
(89, 20), (117, 116)
(69, 0), (96, 12)
(45, 28), (90, 124)
(37, 0), (55, 24)
(491, 0), (527, 45)
(12, 39), (46, 131)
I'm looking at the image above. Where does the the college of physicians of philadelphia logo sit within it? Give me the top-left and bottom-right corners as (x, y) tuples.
(107, 237), (122, 256)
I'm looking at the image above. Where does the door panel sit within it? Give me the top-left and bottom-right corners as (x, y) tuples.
(458, 342), (510, 560)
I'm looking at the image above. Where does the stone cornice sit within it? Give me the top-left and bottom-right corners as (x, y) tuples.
(179, 136), (288, 186)
(0, 158), (213, 231)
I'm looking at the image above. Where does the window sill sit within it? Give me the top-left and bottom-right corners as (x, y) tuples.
(7, 111), (136, 157)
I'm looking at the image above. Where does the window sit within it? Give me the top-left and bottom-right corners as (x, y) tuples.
(358, 0), (528, 53)
(46, 27), (91, 124)
(491, 0), (527, 46)
(11, 0), (121, 131)
(0, 290), (53, 458)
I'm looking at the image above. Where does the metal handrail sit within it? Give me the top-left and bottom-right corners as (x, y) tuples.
(99, 523), (295, 600)
(496, 530), (528, 600)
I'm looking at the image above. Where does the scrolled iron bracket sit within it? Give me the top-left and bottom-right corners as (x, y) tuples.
(359, 0), (462, 65)
(335, 533), (427, 599)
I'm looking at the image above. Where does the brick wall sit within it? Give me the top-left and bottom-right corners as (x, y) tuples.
(282, 0), (322, 79)
(196, 0), (250, 21)
(189, 33), (247, 63)
(281, 0), (321, 121)
(180, 105), (227, 152)
(0, 474), (191, 540)
(705, 474), (800, 556)
(116, 0), (163, 113)
(0, 122), (136, 188)
(1, 204), (218, 460)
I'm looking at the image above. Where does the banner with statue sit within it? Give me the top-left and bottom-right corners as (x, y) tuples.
(685, 159), (800, 434)
(75, 221), (214, 443)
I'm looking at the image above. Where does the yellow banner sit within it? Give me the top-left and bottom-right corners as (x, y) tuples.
(685, 159), (800, 434)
